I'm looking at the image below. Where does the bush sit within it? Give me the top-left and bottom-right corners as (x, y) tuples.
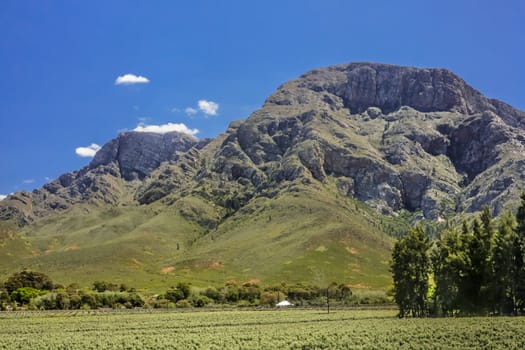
(192, 295), (213, 307)
(260, 291), (279, 306)
(224, 286), (239, 303)
(176, 299), (192, 308)
(202, 287), (221, 302)
(11, 287), (47, 304)
(176, 283), (191, 299)
(4, 271), (54, 294)
(166, 289), (185, 303)
(92, 281), (119, 292)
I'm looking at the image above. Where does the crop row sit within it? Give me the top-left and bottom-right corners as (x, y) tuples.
(1, 309), (524, 349)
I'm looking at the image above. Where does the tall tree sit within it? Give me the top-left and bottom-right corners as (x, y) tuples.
(391, 226), (431, 318)
(4, 270), (53, 294)
(490, 211), (516, 314)
(513, 193), (525, 314)
(460, 209), (493, 314)
(431, 228), (465, 316)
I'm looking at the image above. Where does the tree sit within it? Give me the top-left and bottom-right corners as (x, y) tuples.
(460, 209), (493, 314)
(430, 228), (465, 316)
(165, 289), (185, 303)
(165, 282), (191, 303)
(513, 193), (525, 314)
(10, 287), (46, 304)
(176, 282), (191, 300)
(92, 281), (119, 292)
(490, 211), (516, 314)
(4, 270), (53, 294)
(391, 226), (431, 317)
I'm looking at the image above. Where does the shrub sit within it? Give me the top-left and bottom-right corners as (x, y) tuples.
(11, 287), (47, 304)
(4, 271), (54, 294)
(176, 299), (191, 308)
(192, 295), (213, 307)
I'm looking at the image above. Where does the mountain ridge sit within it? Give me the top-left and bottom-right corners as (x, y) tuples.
(1, 62), (524, 289)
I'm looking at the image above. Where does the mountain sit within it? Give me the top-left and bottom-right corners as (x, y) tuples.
(1, 62), (525, 291)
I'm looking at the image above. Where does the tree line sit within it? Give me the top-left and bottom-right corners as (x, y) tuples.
(391, 194), (525, 317)
(0, 271), (144, 310)
(2, 269), (378, 310)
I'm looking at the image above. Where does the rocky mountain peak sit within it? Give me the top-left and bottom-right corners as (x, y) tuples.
(266, 62), (494, 115)
(90, 131), (198, 181)
(2, 62), (525, 226)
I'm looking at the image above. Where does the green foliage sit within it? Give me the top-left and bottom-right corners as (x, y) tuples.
(513, 193), (525, 313)
(164, 289), (183, 303)
(490, 211), (517, 314)
(175, 299), (191, 308)
(0, 184), (393, 292)
(430, 228), (464, 316)
(176, 282), (191, 299)
(1, 309), (524, 349)
(191, 295), (212, 307)
(391, 226), (431, 317)
(32, 290), (145, 310)
(165, 282), (191, 303)
(10, 287), (47, 304)
(92, 281), (120, 292)
(4, 270), (54, 294)
(398, 198), (525, 316)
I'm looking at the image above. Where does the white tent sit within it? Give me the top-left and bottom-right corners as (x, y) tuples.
(276, 300), (293, 307)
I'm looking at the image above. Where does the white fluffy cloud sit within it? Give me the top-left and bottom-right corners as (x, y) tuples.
(198, 100), (219, 116)
(185, 107), (198, 116)
(0, 195), (6, 201)
(75, 143), (101, 157)
(133, 122), (199, 136)
(115, 74), (150, 85)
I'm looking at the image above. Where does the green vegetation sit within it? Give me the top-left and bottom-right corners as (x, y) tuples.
(392, 194), (525, 317)
(0, 184), (393, 293)
(0, 309), (524, 349)
(0, 272), (145, 311)
(1, 269), (389, 311)
(391, 226), (431, 317)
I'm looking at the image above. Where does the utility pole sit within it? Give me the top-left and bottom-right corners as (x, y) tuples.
(326, 287), (330, 314)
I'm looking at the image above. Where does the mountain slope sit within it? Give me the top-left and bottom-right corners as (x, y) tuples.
(1, 62), (525, 291)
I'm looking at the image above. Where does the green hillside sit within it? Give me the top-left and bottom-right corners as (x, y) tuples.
(0, 182), (393, 293)
(3, 62), (524, 294)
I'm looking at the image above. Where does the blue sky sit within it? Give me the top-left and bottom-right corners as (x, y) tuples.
(1, 0), (524, 197)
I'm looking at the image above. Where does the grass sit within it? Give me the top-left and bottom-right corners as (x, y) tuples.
(0, 308), (523, 349)
(178, 184), (392, 288)
(0, 182), (393, 294)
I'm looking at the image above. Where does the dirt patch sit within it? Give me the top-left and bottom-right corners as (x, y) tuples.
(315, 245), (327, 252)
(131, 258), (143, 269)
(161, 266), (175, 274)
(346, 247), (359, 255)
(349, 283), (369, 289)
(245, 278), (261, 285)
(194, 260), (223, 269)
(210, 261), (223, 268)
(64, 244), (80, 251)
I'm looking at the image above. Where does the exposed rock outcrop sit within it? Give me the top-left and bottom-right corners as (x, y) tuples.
(90, 131), (198, 180)
(2, 62), (525, 225)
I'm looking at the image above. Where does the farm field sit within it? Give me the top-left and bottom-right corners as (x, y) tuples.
(1, 309), (524, 349)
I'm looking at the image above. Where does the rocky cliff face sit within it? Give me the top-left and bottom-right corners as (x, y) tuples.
(90, 131), (199, 181)
(2, 62), (525, 225)
(201, 62), (525, 218)
(0, 131), (200, 224)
